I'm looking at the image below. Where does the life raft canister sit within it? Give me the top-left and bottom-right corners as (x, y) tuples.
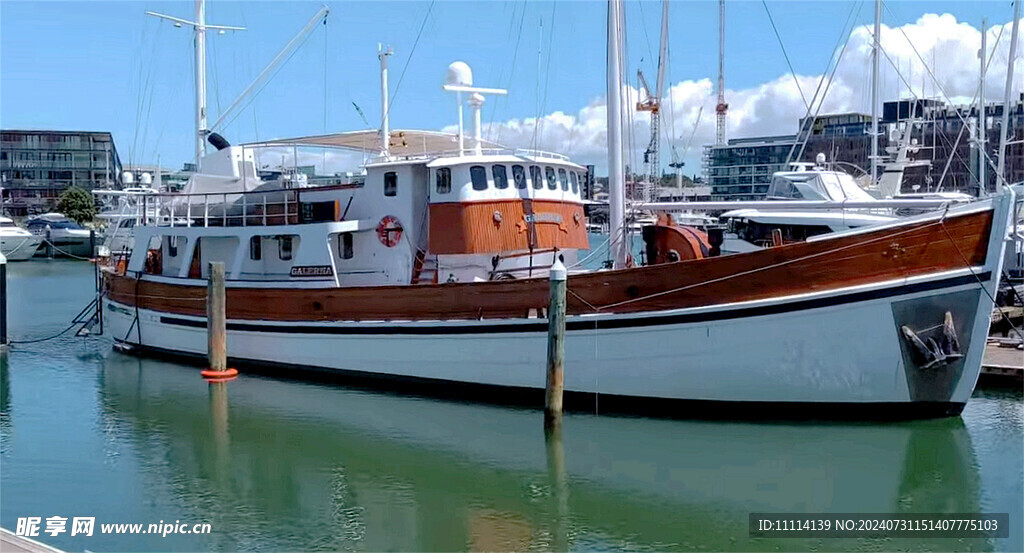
(376, 215), (403, 247)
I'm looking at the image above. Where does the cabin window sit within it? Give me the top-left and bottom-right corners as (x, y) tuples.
(339, 233), (353, 259)
(167, 236), (179, 257)
(470, 165), (488, 191)
(570, 171), (579, 194)
(492, 165), (509, 189)
(279, 236), (293, 261)
(436, 167), (452, 194)
(558, 168), (569, 191)
(384, 171), (397, 197)
(250, 236), (261, 260)
(530, 166), (543, 190)
(512, 165), (526, 189)
(545, 166), (557, 190)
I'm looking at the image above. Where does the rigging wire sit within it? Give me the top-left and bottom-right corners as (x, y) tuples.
(762, 0), (809, 111)
(131, 18), (161, 169)
(491, 2), (528, 145)
(531, 0), (558, 151)
(882, 1), (1016, 188)
(383, 0), (436, 131)
(784, 0), (863, 166)
(218, 21), (322, 132)
(210, 32), (223, 123)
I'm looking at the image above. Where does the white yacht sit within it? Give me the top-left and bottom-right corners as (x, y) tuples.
(719, 159), (902, 249)
(25, 213), (94, 258)
(0, 216), (43, 260)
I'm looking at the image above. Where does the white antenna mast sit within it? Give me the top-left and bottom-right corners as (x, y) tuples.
(146, 0), (244, 171)
(977, 17), (987, 195)
(443, 63), (507, 156)
(608, 0), (627, 269)
(379, 44), (393, 158)
(870, 0), (881, 186)
(996, 0), (1021, 194)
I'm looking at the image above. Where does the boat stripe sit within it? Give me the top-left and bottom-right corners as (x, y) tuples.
(154, 271), (991, 335)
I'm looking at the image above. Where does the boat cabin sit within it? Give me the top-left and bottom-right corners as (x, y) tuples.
(119, 131), (589, 288)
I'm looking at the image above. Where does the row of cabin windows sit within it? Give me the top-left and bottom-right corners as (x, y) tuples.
(247, 234), (355, 262)
(437, 165), (582, 195)
(248, 236), (294, 261)
(163, 235), (350, 269)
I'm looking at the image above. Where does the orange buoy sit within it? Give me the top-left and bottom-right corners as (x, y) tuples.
(201, 367), (238, 380)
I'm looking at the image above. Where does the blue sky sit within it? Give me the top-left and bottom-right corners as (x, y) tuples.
(1, 1), (1020, 173)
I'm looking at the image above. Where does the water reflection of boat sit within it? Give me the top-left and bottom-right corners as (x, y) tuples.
(99, 356), (988, 552)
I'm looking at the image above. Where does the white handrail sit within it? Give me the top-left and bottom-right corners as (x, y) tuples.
(633, 199), (973, 211)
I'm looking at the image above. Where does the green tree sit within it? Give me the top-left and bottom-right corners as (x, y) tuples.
(56, 186), (97, 224)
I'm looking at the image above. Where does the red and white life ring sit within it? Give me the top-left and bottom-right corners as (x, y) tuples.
(376, 215), (403, 247)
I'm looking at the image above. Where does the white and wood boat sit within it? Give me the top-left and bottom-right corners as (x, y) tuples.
(101, 187), (1015, 418)
(100, 0), (1018, 419)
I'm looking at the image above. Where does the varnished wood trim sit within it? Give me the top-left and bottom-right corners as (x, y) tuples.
(428, 199), (588, 254)
(105, 208), (994, 323)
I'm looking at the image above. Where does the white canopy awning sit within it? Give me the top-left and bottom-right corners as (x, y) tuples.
(245, 129), (504, 157)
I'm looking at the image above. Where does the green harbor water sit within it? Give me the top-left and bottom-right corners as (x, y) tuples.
(1, 260), (1021, 552)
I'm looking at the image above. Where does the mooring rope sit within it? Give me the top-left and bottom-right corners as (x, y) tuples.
(8, 321), (80, 344)
(40, 238), (94, 261)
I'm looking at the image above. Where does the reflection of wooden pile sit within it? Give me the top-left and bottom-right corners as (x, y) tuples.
(468, 509), (533, 552)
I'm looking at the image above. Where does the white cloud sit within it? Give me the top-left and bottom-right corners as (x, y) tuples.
(458, 14), (1023, 174)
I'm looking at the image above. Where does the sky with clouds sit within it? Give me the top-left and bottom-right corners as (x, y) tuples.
(1, 1), (1021, 175)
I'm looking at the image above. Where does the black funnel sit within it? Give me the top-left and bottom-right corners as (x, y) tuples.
(208, 132), (231, 151)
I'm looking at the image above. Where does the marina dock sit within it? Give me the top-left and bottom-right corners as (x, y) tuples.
(0, 529), (65, 553)
(981, 340), (1024, 384)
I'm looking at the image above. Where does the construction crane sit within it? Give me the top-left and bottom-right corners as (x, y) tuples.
(636, 0), (669, 202)
(715, 0), (727, 146)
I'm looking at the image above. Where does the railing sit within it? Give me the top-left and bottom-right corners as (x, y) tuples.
(132, 188), (309, 228)
(513, 148), (571, 162)
(365, 147), (575, 165)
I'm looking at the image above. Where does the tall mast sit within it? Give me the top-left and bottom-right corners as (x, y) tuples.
(195, 0), (207, 170)
(379, 44), (393, 158)
(608, 0), (627, 268)
(715, 0), (727, 146)
(996, 0), (1021, 194)
(978, 17), (987, 194)
(870, 0), (881, 185)
(147, 2), (244, 171)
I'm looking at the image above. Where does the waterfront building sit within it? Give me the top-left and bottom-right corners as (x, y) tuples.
(702, 135), (796, 200)
(0, 130), (122, 216)
(882, 96), (1024, 196)
(702, 94), (1024, 200)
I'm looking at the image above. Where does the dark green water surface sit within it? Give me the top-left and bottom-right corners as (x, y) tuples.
(1, 261), (1021, 552)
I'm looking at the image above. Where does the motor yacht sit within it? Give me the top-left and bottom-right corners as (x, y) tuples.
(25, 213), (94, 258)
(0, 216), (43, 260)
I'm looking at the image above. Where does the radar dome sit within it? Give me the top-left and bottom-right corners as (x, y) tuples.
(140, 173), (152, 185)
(445, 61), (472, 87)
(123, 171), (135, 185)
